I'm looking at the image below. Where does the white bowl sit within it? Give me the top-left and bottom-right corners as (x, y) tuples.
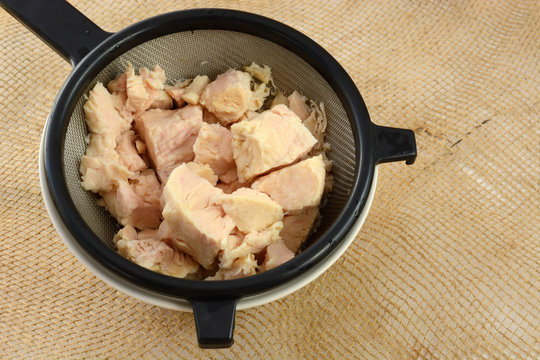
(39, 123), (377, 311)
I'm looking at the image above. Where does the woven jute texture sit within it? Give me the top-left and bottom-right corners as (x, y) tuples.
(1, 1), (538, 358)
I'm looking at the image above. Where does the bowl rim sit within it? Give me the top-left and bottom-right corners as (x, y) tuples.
(43, 8), (376, 299)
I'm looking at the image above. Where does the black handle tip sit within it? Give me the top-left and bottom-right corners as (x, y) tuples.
(191, 298), (238, 349)
(374, 124), (417, 165)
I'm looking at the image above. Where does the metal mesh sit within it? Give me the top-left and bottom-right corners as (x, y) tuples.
(63, 30), (356, 250)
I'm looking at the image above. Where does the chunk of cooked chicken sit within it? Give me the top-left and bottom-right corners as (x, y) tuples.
(270, 91), (289, 109)
(207, 254), (258, 280)
(218, 222), (282, 269)
(125, 64), (149, 114)
(164, 79), (191, 108)
(135, 105), (203, 181)
(140, 65), (167, 108)
(160, 164), (235, 268)
(100, 169), (161, 230)
(214, 188), (283, 233)
(115, 225), (199, 278)
(107, 72), (126, 94)
(181, 75), (209, 105)
(200, 69), (252, 124)
(149, 90), (173, 110)
(84, 82), (131, 139)
(193, 123), (237, 183)
(106, 73), (133, 121)
(80, 154), (132, 193)
(288, 90), (310, 121)
(231, 104), (317, 182)
(252, 155), (325, 213)
(185, 162), (218, 186)
(115, 130), (147, 173)
(259, 240), (295, 272)
(247, 83), (270, 112)
(80, 133), (132, 192)
(108, 63), (167, 116)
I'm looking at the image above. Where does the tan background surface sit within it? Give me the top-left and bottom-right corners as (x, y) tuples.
(1, 1), (538, 358)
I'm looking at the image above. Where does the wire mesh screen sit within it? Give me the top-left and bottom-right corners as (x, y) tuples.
(63, 30), (357, 249)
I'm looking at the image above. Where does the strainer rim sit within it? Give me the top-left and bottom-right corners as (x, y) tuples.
(44, 8), (375, 299)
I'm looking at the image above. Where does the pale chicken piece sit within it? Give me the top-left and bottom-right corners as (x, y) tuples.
(252, 155), (325, 213)
(100, 169), (161, 230)
(200, 69), (252, 125)
(137, 228), (159, 240)
(110, 92), (132, 122)
(181, 75), (209, 105)
(231, 104), (317, 182)
(160, 164), (235, 268)
(270, 91), (289, 109)
(107, 65), (170, 119)
(164, 79), (191, 108)
(288, 90), (311, 121)
(135, 105), (203, 181)
(140, 65), (167, 110)
(84, 82), (131, 139)
(193, 123), (237, 184)
(84, 133), (116, 156)
(280, 207), (319, 253)
(103, 64), (170, 118)
(80, 153), (132, 192)
(219, 221), (282, 269)
(260, 241), (295, 271)
(149, 90), (173, 110)
(247, 83), (270, 111)
(214, 188), (283, 233)
(208, 254), (258, 280)
(115, 130), (147, 172)
(115, 226), (199, 278)
(131, 169), (162, 206)
(243, 63), (272, 84)
(121, 64), (167, 115)
(140, 65), (166, 91)
(107, 73), (126, 93)
(185, 162), (218, 186)
(106, 74), (133, 122)
(125, 63), (149, 114)
(80, 133), (132, 192)
(114, 224), (138, 243)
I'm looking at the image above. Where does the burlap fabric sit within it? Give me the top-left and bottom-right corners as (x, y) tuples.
(1, 1), (538, 358)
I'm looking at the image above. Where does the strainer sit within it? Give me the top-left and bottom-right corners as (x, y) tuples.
(2, 0), (417, 348)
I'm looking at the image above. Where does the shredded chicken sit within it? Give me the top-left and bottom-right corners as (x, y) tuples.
(80, 63), (334, 280)
(244, 62), (272, 84)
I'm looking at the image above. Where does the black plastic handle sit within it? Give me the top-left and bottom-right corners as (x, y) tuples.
(191, 298), (238, 349)
(373, 124), (417, 165)
(0, 0), (111, 66)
